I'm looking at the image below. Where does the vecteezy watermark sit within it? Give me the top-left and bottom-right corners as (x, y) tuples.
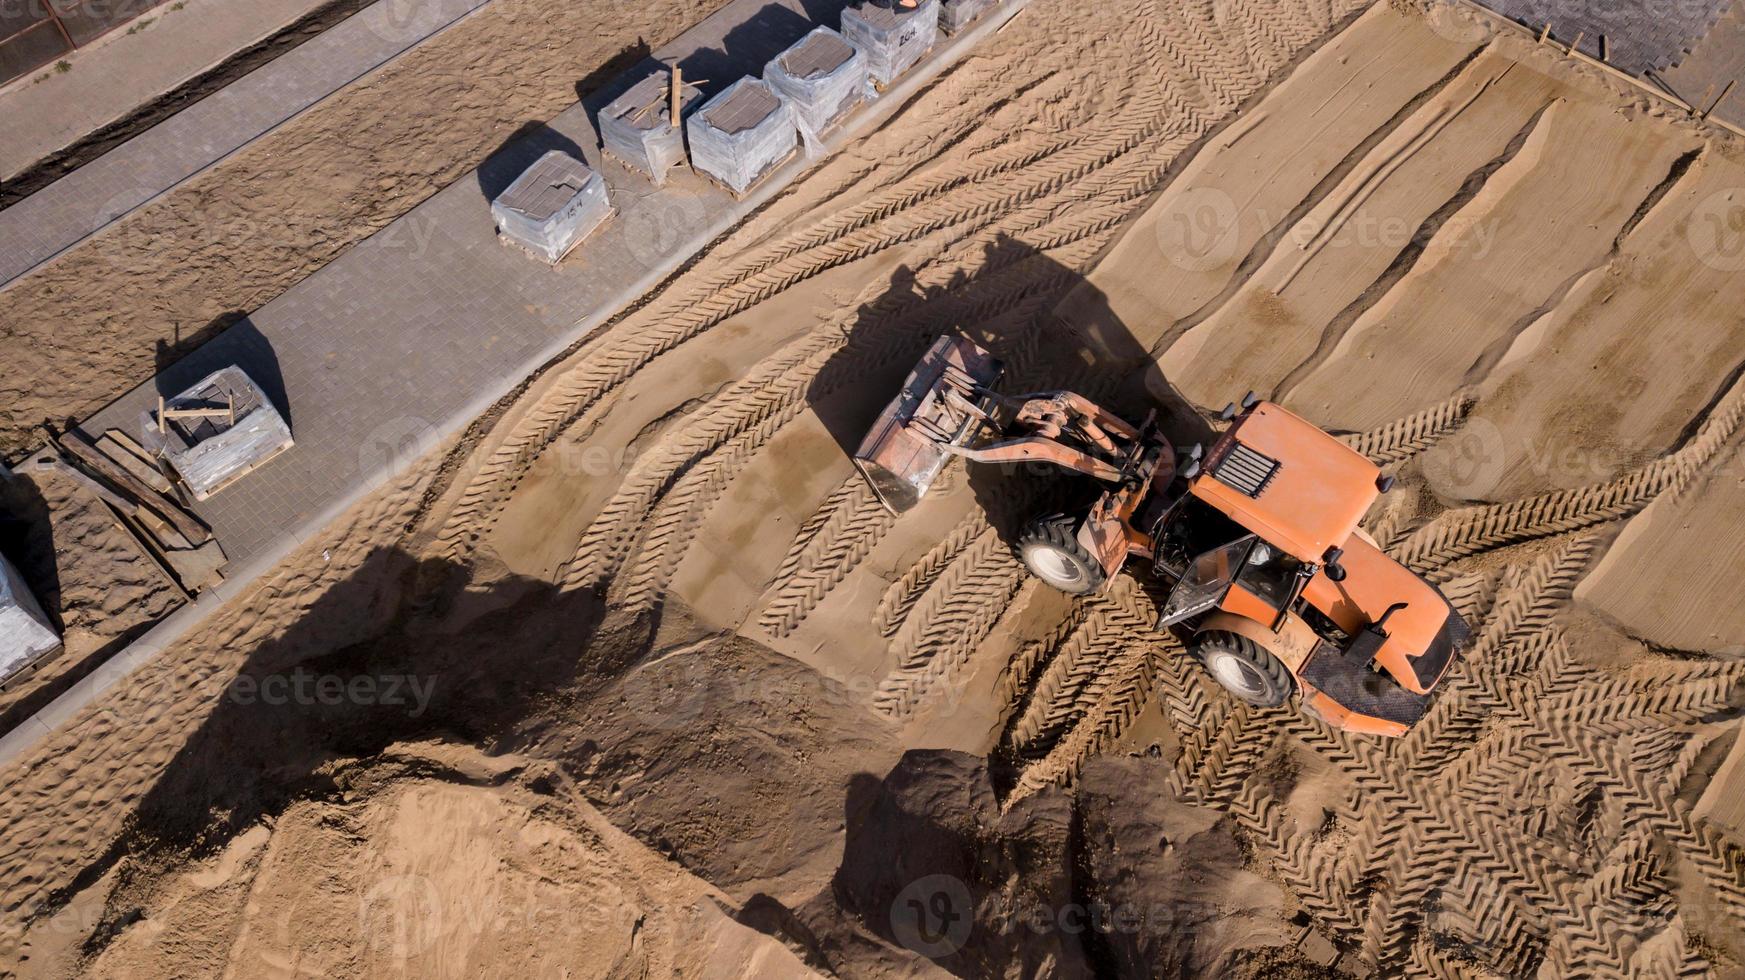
(355, 871), (637, 964)
(358, 415), (441, 483)
(1421, 2), (1493, 44)
(1418, 415), (1509, 498)
(1154, 187), (1242, 273)
(1152, 190), (1500, 273)
(890, 874), (974, 959)
(1687, 187), (1745, 273)
(228, 669), (436, 716)
(617, 656), (973, 732)
(620, 190), (712, 268)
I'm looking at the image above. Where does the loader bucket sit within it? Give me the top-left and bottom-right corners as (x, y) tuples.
(853, 335), (1004, 514)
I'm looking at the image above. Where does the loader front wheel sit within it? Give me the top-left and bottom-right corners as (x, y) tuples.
(1018, 515), (1106, 596)
(1194, 631), (1293, 708)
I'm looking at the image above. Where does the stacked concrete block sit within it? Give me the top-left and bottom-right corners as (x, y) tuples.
(687, 77), (797, 197)
(841, 0), (941, 87)
(940, 0), (998, 34)
(0, 551), (58, 687)
(766, 27), (868, 145)
(492, 151), (613, 263)
(140, 366), (294, 502)
(599, 69), (705, 185)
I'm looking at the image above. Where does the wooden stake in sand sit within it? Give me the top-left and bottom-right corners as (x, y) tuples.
(671, 65), (683, 129)
(1705, 80), (1737, 120)
(1600, 35), (1609, 62)
(1539, 22), (1552, 44)
(1568, 31), (1584, 56)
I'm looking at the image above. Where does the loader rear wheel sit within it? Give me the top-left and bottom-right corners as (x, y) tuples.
(1017, 515), (1106, 596)
(1193, 631), (1293, 708)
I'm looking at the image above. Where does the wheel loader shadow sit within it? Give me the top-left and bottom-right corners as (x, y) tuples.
(802, 232), (1214, 544)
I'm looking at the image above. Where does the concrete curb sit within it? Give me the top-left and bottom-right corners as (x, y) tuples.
(0, 0), (1031, 773)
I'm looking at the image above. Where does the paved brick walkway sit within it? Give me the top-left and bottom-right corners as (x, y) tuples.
(1660, 0), (1745, 128)
(0, 0), (330, 181)
(0, 0), (491, 290)
(1481, 0), (1733, 74)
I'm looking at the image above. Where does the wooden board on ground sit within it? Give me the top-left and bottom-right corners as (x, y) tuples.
(97, 432), (173, 494)
(58, 431), (210, 545)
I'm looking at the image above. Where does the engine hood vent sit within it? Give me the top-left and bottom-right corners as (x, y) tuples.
(1212, 441), (1279, 498)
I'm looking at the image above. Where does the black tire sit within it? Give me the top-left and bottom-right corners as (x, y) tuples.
(1017, 514), (1107, 596)
(1192, 630), (1294, 707)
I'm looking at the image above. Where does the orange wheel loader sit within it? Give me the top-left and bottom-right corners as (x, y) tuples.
(854, 336), (1470, 736)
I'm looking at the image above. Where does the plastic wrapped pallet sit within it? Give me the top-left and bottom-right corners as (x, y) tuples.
(139, 366), (295, 502)
(599, 69), (704, 186)
(0, 550), (59, 687)
(840, 0), (940, 87)
(940, 0), (998, 33)
(687, 77), (797, 197)
(491, 151), (613, 263)
(765, 27), (869, 150)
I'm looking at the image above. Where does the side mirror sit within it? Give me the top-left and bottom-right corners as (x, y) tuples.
(1218, 402), (1237, 422)
(1323, 546), (1346, 582)
(1377, 474), (1395, 493)
(1181, 459), (1201, 480)
(1241, 390), (1260, 411)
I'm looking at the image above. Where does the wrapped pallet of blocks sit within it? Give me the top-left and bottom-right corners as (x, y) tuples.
(841, 0), (940, 87)
(687, 77), (797, 197)
(765, 27), (868, 147)
(140, 366), (294, 502)
(599, 69), (704, 185)
(940, 0), (998, 33)
(0, 550), (59, 687)
(491, 151), (613, 263)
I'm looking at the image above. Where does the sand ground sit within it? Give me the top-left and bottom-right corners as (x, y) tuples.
(3, 1), (1745, 977)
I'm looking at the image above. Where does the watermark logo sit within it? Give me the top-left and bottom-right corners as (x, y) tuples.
(1420, 416), (1508, 498)
(1422, 4), (1492, 44)
(358, 874), (445, 961)
(1153, 187), (1241, 273)
(1687, 188), (1745, 273)
(621, 191), (712, 268)
(890, 874), (973, 959)
(358, 416), (440, 482)
(362, 0), (431, 45)
(614, 649), (721, 731)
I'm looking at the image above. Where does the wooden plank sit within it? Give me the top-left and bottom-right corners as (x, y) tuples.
(57, 431), (210, 544)
(97, 433), (173, 494)
(99, 500), (192, 604)
(104, 428), (154, 461)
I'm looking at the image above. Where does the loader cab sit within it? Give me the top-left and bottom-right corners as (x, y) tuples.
(1150, 496), (1307, 631)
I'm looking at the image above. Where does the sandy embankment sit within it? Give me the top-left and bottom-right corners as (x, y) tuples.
(5, 0), (1745, 977)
